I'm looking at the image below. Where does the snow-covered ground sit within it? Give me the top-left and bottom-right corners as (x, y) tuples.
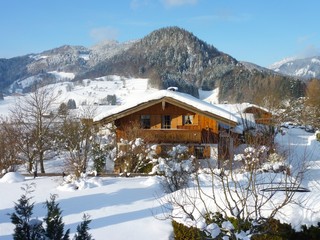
(0, 76), (156, 118)
(276, 127), (320, 191)
(0, 96), (16, 118)
(274, 128), (320, 228)
(0, 175), (173, 240)
(0, 127), (319, 239)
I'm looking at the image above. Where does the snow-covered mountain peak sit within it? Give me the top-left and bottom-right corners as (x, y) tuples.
(268, 56), (298, 71)
(269, 56), (320, 79)
(88, 40), (136, 66)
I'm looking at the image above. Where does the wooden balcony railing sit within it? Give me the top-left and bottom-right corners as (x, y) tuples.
(117, 128), (219, 144)
(255, 118), (273, 125)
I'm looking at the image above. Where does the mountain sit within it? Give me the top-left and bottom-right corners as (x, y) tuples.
(269, 56), (320, 80)
(0, 26), (305, 103)
(79, 27), (304, 102)
(0, 41), (133, 93)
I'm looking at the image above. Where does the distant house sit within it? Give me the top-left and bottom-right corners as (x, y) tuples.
(94, 90), (239, 164)
(215, 103), (274, 128)
(214, 103), (275, 147)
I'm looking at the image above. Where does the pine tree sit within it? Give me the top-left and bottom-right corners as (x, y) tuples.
(11, 185), (93, 240)
(92, 142), (106, 175)
(43, 194), (70, 240)
(67, 99), (77, 109)
(10, 183), (44, 240)
(73, 214), (93, 240)
(58, 102), (69, 116)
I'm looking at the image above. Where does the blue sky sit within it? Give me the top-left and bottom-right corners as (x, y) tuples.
(1, 0), (320, 67)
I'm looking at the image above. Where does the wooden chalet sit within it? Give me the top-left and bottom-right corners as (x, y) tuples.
(94, 89), (239, 162)
(242, 105), (273, 125)
(216, 103), (274, 127)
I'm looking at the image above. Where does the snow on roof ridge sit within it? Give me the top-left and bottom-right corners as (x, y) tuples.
(94, 89), (238, 123)
(215, 102), (271, 114)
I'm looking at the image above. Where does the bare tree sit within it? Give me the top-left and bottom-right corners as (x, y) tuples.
(56, 105), (97, 178)
(59, 118), (93, 178)
(305, 79), (320, 129)
(10, 85), (59, 173)
(0, 119), (21, 173)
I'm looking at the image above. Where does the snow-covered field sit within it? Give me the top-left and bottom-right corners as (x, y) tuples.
(0, 75), (220, 119)
(0, 175), (173, 240)
(0, 127), (319, 239)
(0, 75), (157, 118)
(273, 128), (320, 227)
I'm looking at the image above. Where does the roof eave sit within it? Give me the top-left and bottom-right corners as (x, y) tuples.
(94, 96), (238, 127)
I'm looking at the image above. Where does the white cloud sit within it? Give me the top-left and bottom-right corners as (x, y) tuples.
(297, 45), (320, 58)
(295, 34), (320, 58)
(130, 0), (151, 10)
(90, 27), (119, 42)
(162, 0), (198, 7)
(297, 33), (316, 44)
(189, 13), (250, 24)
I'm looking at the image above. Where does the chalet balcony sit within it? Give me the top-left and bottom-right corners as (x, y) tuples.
(117, 127), (218, 144)
(255, 118), (274, 125)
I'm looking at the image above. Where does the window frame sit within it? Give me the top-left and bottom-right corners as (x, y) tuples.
(194, 146), (205, 159)
(183, 115), (193, 125)
(162, 115), (171, 129)
(140, 115), (151, 129)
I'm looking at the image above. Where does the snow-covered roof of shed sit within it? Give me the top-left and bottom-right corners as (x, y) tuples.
(215, 103), (271, 115)
(94, 90), (238, 124)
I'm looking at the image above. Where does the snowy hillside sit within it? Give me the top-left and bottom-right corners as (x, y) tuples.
(0, 75), (219, 118)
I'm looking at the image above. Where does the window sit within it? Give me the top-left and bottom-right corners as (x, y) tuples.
(162, 115), (171, 129)
(183, 115), (193, 125)
(194, 146), (205, 159)
(140, 115), (151, 129)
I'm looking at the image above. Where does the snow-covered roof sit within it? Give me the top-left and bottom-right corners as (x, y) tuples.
(94, 90), (238, 125)
(215, 103), (271, 115)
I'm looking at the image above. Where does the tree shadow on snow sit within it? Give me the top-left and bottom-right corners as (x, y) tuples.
(65, 205), (165, 231)
(58, 187), (157, 216)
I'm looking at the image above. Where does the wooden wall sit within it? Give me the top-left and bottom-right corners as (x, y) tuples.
(244, 107), (273, 124)
(114, 102), (220, 144)
(116, 103), (217, 130)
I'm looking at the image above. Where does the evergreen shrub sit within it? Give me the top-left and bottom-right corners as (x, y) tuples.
(252, 218), (295, 240)
(172, 217), (320, 240)
(316, 131), (320, 142)
(172, 221), (204, 240)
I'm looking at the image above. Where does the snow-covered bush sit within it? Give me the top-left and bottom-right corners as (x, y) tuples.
(234, 145), (269, 171)
(173, 215), (320, 240)
(152, 145), (195, 192)
(234, 146), (289, 174)
(115, 138), (154, 173)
